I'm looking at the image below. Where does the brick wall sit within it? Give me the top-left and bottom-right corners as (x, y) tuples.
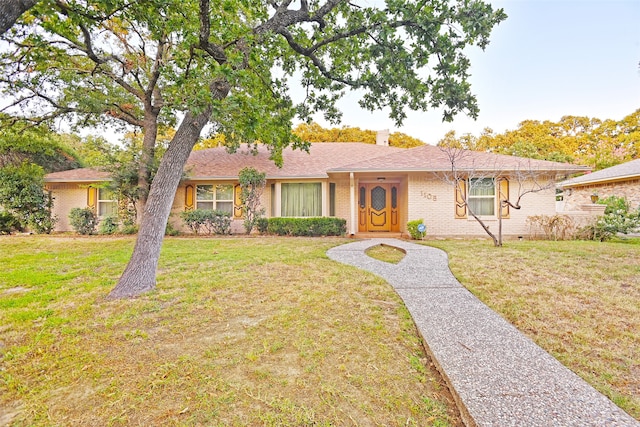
(563, 179), (640, 211)
(407, 173), (557, 238)
(49, 184), (89, 232)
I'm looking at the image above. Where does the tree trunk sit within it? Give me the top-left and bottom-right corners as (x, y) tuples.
(136, 108), (159, 222)
(468, 208), (500, 247)
(107, 111), (207, 298)
(108, 79), (230, 299)
(0, 0), (38, 35)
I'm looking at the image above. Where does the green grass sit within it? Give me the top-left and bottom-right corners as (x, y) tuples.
(426, 237), (640, 420)
(0, 236), (459, 426)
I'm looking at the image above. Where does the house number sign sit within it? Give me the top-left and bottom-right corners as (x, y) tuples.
(420, 190), (437, 201)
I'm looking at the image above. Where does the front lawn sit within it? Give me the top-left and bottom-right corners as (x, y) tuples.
(0, 236), (459, 426)
(428, 238), (640, 420)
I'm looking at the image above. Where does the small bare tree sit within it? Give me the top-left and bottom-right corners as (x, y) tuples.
(437, 146), (557, 246)
(238, 167), (266, 235)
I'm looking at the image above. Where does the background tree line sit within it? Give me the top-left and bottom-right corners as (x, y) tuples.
(438, 110), (640, 170)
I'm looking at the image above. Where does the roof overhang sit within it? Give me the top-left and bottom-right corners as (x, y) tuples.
(559, 174), (640, 188)
(44, 178), (112, 183)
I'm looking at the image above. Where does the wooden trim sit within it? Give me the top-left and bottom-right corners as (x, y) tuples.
(233, 184), (243, 218)
(454, 180), (467, 219)
(87, 187), (97, 211)
(499, 178), (510, 219)
(184, 185), (194, 210)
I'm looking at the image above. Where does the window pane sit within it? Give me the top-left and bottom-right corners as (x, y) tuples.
(197, 185), (214, 201)
(281, 183), (321, 217)
(197, 201), (214, 210)
(98, 188), (115, 201)
(99, 201), (118, 217)
(216, 185), (233, 200)
(469, 178), (495, 196)
(216, 201), (233, 214)
(469, 198), (495, 216)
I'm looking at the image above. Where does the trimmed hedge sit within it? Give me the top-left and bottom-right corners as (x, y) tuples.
(266, 217), (346, 236)
(180, 209), (232, 235)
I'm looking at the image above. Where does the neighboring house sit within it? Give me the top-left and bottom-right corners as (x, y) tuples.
(559, 159), (640, 211)
(45, 137), (588, 238)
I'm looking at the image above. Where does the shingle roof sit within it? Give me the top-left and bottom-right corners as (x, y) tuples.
(183, 143), (403, 179)
(329, 144), (589, 174)
(560, 158), (640, 187)
(44, 167), (112, 182)
(44, 143), (589, 182)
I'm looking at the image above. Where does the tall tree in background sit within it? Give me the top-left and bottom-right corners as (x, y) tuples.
(2, 0), (507, 298)
(438, 110), (640, 169)
(292, 123), (425, 148)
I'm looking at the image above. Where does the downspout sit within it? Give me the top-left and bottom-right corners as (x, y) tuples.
(349, 172), (356, 235)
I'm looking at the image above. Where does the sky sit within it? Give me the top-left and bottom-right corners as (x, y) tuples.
(312, 0), (640, 145)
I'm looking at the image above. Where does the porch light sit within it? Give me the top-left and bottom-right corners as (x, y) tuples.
(377, 177), (386, 182)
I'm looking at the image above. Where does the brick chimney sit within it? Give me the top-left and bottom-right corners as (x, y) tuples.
(376, 129), (390, 146)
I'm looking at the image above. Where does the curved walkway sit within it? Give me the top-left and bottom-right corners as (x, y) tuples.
(327, 239), (638, 427)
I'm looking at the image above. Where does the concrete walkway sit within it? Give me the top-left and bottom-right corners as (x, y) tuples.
(327, 239), (638, 427)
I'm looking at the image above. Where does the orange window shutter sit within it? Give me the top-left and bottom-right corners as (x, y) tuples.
(185, 185), (194, 210)
(499, 179), (510, 219)
(87, 187), (97, 211)
(234, 184), (243, 218)
(454, 180), (467, 219)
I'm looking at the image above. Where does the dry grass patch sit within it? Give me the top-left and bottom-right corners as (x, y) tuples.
(0, 236), (460, 426)
(365, 244), (406, 264)
(427, 238), (640, 420)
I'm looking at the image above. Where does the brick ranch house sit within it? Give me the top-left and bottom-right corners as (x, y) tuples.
(559, 158), (640, 211)
(45, 137), (589, 238)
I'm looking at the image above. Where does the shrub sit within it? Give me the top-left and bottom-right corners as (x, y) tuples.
(406, 219), (425, 240)
(526, 215), (575, 240)
(256, 217), (269, 234)
(576, 196), (640, 241)
(99, 215), (119, 235)
(69, 207), (98, 235)
(238, 167), (266, 234)
(0, 211), (22, 234)
(119, 217), (138, 235)
(266, 217), (346, 236)
(0, 162), (56, 233)
(180, 209), (231, 235)
(165, 221), (180, 236)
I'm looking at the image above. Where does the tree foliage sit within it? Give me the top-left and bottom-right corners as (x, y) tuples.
(0, 120), (81, 172)
(0, 162), (56, 233)
(0, 122), (77, 233)
(292, 122), (424, 148)
(2, 0), (507, 298)
(438, 110), (640, 169)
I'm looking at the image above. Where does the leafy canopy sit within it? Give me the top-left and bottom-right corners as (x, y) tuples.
(2, 0), (507, 163)
(438, 109), (640, 169)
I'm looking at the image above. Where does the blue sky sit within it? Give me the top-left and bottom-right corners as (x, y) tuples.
(317, 0), (640, 145)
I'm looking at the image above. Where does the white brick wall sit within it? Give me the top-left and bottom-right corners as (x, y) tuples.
(49, 184), (89, 232)
(50, 171), (562, 238)
(407, 173), (557, 238)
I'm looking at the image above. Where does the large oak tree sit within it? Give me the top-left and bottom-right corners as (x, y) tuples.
(1, 0), (506, 298)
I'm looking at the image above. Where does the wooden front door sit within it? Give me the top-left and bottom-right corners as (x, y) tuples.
(358, 183), (399, 232)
